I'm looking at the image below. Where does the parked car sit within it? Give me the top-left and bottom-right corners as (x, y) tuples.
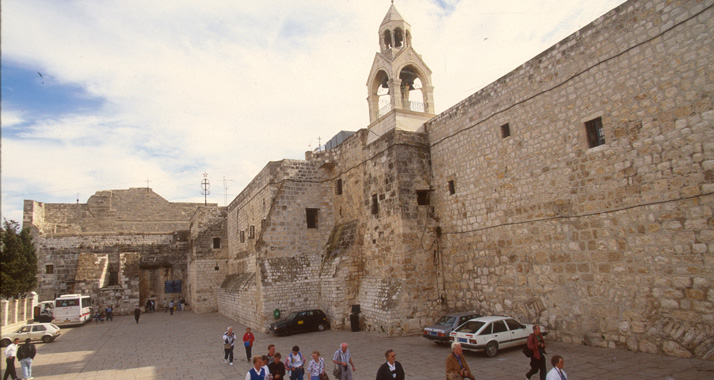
(449, 316), (546, 357)
(422, 312), (482, 344)
(1, 322), (61, 346)
(269, 309), (330, 336)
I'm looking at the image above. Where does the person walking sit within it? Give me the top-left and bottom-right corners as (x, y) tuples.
(134, 306), (141, 324)
(306, 351), (325, 380)
(446, 342), (475, 380)
(245, 356), (267, 380)
(223, 326), (236, 366)
(526, 325), (547, 380)
(3, 338), (20, 380)
(268, 352), (286, 380)
(106, 305), (113, 321)
(169, 299), (175, 315)
(332, 343), (356, 380)
(16, 338), (36, 380)
(285, 346), (306, 380)
(376, 349), (404, 380)
(243, 327), (255, 362)
(545, 355), (567, 380)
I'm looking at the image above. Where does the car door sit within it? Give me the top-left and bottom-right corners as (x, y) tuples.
(504, 318), (528, 347)
(16, 325), (32, 341)
(295, 312), (308, 332)
(31, 324), (47, 340)
(490, 320), (509, 347)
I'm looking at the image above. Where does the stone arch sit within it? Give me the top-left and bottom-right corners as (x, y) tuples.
(398, 64), (427, 111)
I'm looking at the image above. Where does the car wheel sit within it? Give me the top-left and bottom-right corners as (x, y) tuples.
(485, 341), (499, 357)
(0, 338), (11, 347)
(42, 335), (52, 343)
(317, 324), (325, 331)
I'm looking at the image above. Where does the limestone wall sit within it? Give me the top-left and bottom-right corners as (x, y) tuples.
(426, 0), (714, 359)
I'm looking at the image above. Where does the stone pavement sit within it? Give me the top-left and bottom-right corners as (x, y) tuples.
(2, 311), (713, 379)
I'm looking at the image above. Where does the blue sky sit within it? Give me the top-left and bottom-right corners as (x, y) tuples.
(1, 0), (625, 224)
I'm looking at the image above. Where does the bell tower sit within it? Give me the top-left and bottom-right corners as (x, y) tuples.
(366, 2), (435, 129)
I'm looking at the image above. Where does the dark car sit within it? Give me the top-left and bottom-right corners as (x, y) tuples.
(422, 312), (481, 344)
(269, 309), (330, 336)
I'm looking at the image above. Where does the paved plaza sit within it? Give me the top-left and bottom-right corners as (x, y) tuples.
(2, 311), (713, 379)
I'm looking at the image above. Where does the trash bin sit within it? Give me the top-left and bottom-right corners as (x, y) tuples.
(350, 313), (360, 332)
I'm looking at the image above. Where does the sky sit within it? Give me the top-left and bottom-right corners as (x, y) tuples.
(1, 0), (626, 224)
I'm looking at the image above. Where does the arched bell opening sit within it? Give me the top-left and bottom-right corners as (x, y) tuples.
(369, 69), (392, 121)
(399, 65), (426, 112)
(383, 30), (393, 50)
(394, 28), (404, 48)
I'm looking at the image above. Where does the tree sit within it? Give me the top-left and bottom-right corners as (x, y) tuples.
(0, 219), (38, 298)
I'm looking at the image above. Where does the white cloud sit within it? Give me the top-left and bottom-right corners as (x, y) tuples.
(1, 0), (626, 223)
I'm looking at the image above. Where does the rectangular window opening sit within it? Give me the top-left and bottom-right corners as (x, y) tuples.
(416, 190), (431, 206)
(501, 123), (511, 138)
(448, 180), (456, 195)
(213, 237), (221, 249)
(585, 117), (605, 148)
(249, 226), (255, 239)
(306, 208), (319, 228)
(45, 265), (54, 274)
(335, 179), (343, 195)
(108, 271), (119, 286)
(371, 194), (379, 215)
(240, 230), (245, 243)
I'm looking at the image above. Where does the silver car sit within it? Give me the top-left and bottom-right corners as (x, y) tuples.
(1, 322), (61, 346)
(422, 312), (481, 344)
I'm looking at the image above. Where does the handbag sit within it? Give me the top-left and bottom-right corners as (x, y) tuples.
(224, 343), (232, 349)
(332, 364), (341, 377)
(319, 372), (330, 380)
(522, 346), (533, 357)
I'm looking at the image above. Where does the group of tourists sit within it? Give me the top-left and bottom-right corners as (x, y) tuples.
(222, 327), (371, 380)
(93, 305), (114, 323)
(446, 325), (568, 380)
(2, 337), (36, 380)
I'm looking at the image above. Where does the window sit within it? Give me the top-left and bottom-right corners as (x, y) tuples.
(249, 226), (255, 239)
(108, 271), (119, 286)
(416, 190), (430, 205)
(19, 326), (31, 333)
(335, 179), (343, 195)
(213, 237), (221, 249)
(240, 231), (245, 243)
(32, 325), (46, 332)
(448, 180), (456, 195)
(505, 319), (525, 330)
(501, 123), (511, 138)
(45, 265), (54, 274)
(306, 208), (319, 229)
(478, 323), (493, 336)
(585, 117), (605, 148)
(371, 194), (379, 215)
(492, 321), (508, 333)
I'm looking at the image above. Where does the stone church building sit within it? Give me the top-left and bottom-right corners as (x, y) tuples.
(24, 0), (714, 359)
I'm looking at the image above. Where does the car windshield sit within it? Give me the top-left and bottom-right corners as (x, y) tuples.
(436, 316), (457, 325)
(455, 321), (485, 334)
(285, 312), (298, 320)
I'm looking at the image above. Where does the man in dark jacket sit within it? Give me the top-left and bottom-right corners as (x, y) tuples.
(16, 338), (36, 380)
(526, 325), (547, 380)
(376, 349), (404, 380)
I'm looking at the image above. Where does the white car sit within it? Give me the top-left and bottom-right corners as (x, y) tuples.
(1, 322), (61, 346)
(449, 316), (545, 357)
